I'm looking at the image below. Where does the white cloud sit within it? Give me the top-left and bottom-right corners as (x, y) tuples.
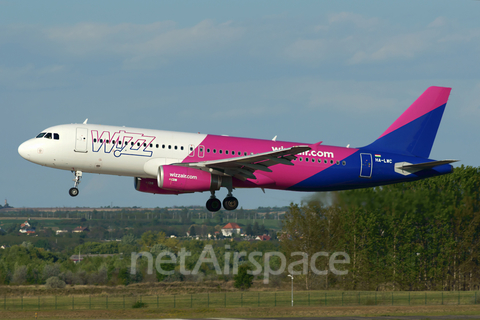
(328, 12), (380, 29)
(347, 28), (440, 64)
(0, 64), (67, 89)
(428, 16), (448, 28)
(44, 20), (244, 69)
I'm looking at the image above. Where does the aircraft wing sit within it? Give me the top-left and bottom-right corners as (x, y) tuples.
(176, 145), (311, 181)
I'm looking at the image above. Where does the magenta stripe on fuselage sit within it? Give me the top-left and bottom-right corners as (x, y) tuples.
(378, 86), (451, 139)
(182, 134), (358, 189)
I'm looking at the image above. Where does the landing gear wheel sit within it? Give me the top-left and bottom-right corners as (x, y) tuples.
(223, 196), (239, 211)
(69, 187), (79, 197)
(206, 198), (221, 212)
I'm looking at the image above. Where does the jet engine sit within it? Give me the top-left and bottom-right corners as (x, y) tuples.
(158, 165), (222, 192)
(134, 177), (187, 195)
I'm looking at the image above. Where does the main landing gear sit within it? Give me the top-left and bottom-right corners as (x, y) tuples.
(69, 170), (82, 197)
(206, 189), (239, 212)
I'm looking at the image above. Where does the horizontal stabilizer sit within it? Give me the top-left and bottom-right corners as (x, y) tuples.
(401, 159), (458, 170)
(395, 160), (458, 176)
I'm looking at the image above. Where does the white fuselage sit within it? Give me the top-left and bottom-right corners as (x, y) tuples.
(18, 124), (207, 179)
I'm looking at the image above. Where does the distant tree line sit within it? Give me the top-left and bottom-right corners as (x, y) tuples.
(282, 166), (480, 291)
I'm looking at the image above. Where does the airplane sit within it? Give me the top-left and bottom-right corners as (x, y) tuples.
(18, 86), (457, 212)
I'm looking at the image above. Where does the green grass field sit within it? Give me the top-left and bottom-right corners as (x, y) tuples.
(2, 290), (479, 311)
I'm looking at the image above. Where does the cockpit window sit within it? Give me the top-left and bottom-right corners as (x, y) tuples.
(44, 133), (52, 139)
(36, 133), (46, 138)
(54, 133), (60, 140)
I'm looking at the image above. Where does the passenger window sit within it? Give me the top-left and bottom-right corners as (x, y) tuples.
(342, 161), (346, 166)
(324, 159), (328, 164)
(305, 157), (309, 162)
(44, 133), (52, 139)
(238, 152), (241, 156)
(219, 150), (223, 154)
(318, 159), (321, 163)
(54, 133), (60, 140)
(94, 138), (97, 143)
(244, 152), (247, 156)
(299, 157), (303, 161)
(156, 144), (159, 148)
(225, 150), (229, 155)
(36, 133), (46, 138)
(174, 146), (177, 150)
(190, 146), (193, 151)
(168, 145), (171, 149)
(312, 158), (315, 163)
(330, 160), (334, 164)
(213, 149), (217, 153)
(336, 160), (340, 165)
(162, 144), (165, 149)
(207, 148), (210, 153)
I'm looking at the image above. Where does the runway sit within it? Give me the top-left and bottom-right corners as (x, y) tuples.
(113, 317), (480, 320)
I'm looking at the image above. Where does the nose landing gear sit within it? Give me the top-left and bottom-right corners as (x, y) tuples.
(69, 170), (82, 197)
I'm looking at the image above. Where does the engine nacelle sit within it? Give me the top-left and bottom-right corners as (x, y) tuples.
(134, 177), (187, 195)
(158, 165), (222, 192)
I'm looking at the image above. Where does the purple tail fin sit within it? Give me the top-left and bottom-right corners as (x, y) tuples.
(365, 86), (451, 158)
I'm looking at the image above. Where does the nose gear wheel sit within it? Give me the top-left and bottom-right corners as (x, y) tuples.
(69, 170), (82, 197)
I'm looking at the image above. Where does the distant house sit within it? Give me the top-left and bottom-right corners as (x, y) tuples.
(56, 229), (69, 235)
(221, 222), (242, 237)
(20, 221), (30, 228)
(256, 235), (271, 241)
(19, 228), (35, 234)
(73, 226), (89, 233)
(19, 221), (35, 234)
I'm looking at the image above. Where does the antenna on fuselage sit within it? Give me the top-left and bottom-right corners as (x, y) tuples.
(83, 119), (88, 124)
(272, 135), (277, 141)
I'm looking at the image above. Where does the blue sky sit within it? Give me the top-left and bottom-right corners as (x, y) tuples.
(1, 1), (479, 209)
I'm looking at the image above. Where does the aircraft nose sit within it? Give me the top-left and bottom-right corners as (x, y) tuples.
(18, 141), (31, 160)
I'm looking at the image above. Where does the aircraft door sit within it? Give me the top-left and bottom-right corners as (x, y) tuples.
(360, 153), (372, 178)
(75, 128), (88, 153)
